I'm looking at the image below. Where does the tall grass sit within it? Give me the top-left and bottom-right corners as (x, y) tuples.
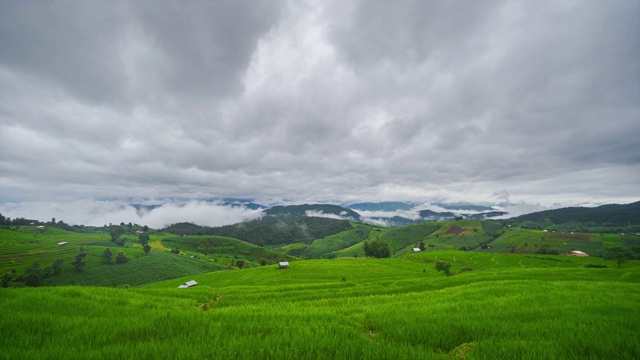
(2, 257), (638, 359)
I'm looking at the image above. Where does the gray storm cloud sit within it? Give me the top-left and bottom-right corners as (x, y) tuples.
(0, 0), (638, 208)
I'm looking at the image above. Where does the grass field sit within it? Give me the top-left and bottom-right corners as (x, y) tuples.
(1, 255), (638, 359)
(42, 251), (226, 287)
(161, 235), (294, 265)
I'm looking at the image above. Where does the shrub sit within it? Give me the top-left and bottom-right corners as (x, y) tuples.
(435, 261), (452, 276)
(583, 263), (608, 268)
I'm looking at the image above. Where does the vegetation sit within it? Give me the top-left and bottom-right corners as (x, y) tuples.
(1, 257), (638, 359)
(363, 239), (391, 258)
(163, 216), (353, 245)
(507, 201), (640, 227)
(161, 235), (294, 265)
(2, 204), (640, 358)
(602, 245), (635, 267)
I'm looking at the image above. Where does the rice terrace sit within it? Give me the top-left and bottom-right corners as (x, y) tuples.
(1, 201), (639, 359)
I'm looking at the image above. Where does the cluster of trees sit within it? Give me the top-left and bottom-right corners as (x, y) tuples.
(108, 225), (151, 254)
(101, 248), (128, 265)
(1, 258), (64, 287)
(0, 214), (74, 230)
(363, 239), (390, 258)
(602, 245), (640, 267)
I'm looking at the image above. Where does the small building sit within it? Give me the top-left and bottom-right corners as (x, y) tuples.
(178, 280), (198, 288)
(570, 250), (589, 257)
(542, 230), (549, 232)
(136, 230), (144, 235)
(58, 242), (68, 247)
(412, 248), (421, 252)
(37, 226), (46, 230)
(278, 261), (289, 269)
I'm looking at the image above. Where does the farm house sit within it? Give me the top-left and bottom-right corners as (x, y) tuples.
(412, 248), (421, 252)
(57, 242), (68, 246)
(570, 250), (589, 257)
(178, 280), (198, 288)
(278, 261), (289, 269)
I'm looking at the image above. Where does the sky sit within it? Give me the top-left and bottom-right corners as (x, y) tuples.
(0, 0), (639, 226)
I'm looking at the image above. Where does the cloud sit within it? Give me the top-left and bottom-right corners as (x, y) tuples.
(0, 0), (638, 207)
(304, 210), (353, 221)
(0, 200), (263, 229)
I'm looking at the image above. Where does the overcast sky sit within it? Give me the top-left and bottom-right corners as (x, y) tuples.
(1, 0), (639, 215)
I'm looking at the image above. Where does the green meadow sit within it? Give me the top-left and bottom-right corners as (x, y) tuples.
(2, 217), (640, 359)
(1, 256), (639, 359)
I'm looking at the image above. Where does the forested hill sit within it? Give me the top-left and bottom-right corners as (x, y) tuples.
(163, 216), (352, 245)
(264, 204), (361, 220)
(507, 201), (640, 226)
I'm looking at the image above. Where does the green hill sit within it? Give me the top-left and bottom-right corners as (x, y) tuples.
(301, 224), (375, 258)
(2, 255), (639, 359)
(164, 216), (353, 245)
(507, 201), (640, 226)
(161, 235), (295, 264)
(42, 250), (225, 287)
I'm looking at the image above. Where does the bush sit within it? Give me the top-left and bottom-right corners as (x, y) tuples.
(435, 261), (452, 276)
(116, 251), (128, 264)
(363, 239), (390, 258)
(583, 263), (608, 268)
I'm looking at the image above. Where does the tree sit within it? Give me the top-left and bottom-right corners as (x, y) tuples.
(143, 244), (151, 255)
(110, 226), (124, 243)
(102, 248), (113, 264)
(235, 259), (245, 269)
(419, 241), (426, 251)
(363, 239), (391, 258)
(602, 246), (634, 267)
(435, 261), (452, 276)
(1, 271), (17, 287)
(138, 233), (150, 246)
(24, 261), (43, 286)
(72, 247), (87, 272)
(142, 225), (149, 232)
(53, 259), (64, 275)
(259, 258), (267, 266)
(116, 251), (128, 264)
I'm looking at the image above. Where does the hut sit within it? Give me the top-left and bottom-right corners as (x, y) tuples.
(570, 250), (589, 257)
(178, 280), (198, 288)
(278, 261), (289, 269)
(57, 242), (68, 247)
(412, 248), (421, 252)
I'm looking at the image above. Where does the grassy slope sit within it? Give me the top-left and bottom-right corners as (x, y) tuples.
(161, 235), (295, 264)
(0, 226), (144, 273)
(42, 251), (226, 287)
(1, 255), (639, 359)
(301, 224), (373, 258)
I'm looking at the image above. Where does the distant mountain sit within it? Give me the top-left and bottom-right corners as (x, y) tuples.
(507, 201), (640, 226)
(347, 202), (416, 212)
(220, 198), (266, 210)
(264, 204), (361, 220)
(435, 203), (495, 212)
(418, 210), (455, 219)
(466, 211), (508, 220)
(417, 209), (506, 221)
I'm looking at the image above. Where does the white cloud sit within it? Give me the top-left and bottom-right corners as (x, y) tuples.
(0, 200), (263, 229)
